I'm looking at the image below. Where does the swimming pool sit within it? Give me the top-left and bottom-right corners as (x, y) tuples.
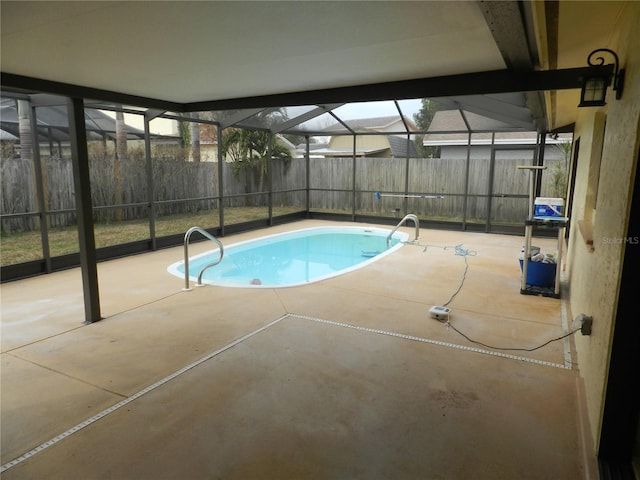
(168, 226), (409, 288)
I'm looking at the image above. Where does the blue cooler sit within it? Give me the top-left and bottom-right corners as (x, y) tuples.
(534, 197), (564, 218)
(519, 259), (556, 287)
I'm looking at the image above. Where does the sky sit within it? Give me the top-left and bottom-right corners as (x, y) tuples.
(106, 98), (424, 136)
(333, 99), (422, 121)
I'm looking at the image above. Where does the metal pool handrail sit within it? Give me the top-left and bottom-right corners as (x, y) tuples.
(183, 226), (224, 291)
(387, 214), (419, 245)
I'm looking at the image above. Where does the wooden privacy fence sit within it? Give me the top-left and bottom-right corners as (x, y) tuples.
(0, 154), (565, 233)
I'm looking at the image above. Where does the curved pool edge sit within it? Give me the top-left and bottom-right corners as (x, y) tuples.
(167, 225), (410, 289)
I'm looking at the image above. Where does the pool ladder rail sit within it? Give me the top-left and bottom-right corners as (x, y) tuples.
(183, 226), (224, 291)
(387, 214), (419, 246)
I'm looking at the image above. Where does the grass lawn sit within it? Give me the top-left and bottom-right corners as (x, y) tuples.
(0, 206), (480, 267)
(0, 206), (302, 266)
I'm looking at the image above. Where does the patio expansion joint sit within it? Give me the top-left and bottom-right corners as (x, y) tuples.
(287, 313), (572, 370)
(0, 314), (289, 474)
(1, 323), (86, 355)
(1, 310), (569, 474)
(4, 351), (129, 399)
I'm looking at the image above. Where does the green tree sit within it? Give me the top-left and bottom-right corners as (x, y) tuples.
(550, 140), (571, 199)
(413, 98), (442, 158)
(220, 109), (292, 199)
(222, 128), (292, 199)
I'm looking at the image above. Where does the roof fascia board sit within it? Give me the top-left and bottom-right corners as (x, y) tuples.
(184, 65), (613, 112)
(478, 0), (533, 70)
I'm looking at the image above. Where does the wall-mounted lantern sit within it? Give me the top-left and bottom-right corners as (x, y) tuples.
(579, 48), (625, 107)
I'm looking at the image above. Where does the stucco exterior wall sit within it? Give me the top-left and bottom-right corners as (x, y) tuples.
(566, 2), (640, 453)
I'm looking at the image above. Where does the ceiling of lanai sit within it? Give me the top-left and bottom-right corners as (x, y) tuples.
(0, 1), (629, 134)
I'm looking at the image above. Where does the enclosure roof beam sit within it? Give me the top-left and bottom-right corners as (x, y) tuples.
(436, 95), (534, 130)
(393, 100), (411, 133)
(219, 108), (267, 129)
(183, 65), (613, 112)
(3, 65), (612, 128)
(271, 104), (344, 134)
(145, 108), (166, 122)
(327, 110), (355, 135)
(30, 94), (68, 107)
(459, 110), (472, 133)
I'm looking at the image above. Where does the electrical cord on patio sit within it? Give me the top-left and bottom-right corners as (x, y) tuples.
(444, 321), (581, 352)
(433, 244), (580, 352)
(412, 242), (477, 305)
(442, 244), (475, 307)
(415, 242), (475, 307)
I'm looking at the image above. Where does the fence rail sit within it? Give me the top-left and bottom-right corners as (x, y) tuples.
(1, 153), (565, 234)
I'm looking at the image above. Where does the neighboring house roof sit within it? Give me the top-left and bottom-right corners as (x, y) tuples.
(310, 115), (420, 157)
(294, 141), (330, 157)
(305, 147), (390, 157)
(423, 110), (571, 146)
(303, 135), (419, 158)
(322, 115), (417, 133)
(276, 134), (296, 151)
(0, 129), (18, 141)
(387, 135), (419, 157)
(0, 100), (173, 143)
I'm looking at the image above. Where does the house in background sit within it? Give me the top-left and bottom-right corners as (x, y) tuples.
(0, 101), (169, 159)
(307, 115), (420, 158)
(424, 109), (572, 152)
(424, 109), (573, 197)
(324, 115), (416, 135)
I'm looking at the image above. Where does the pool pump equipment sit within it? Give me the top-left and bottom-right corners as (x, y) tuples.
(430, 305), (451, 321)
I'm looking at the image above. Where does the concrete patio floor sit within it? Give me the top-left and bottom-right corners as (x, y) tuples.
(1, 220), (588, 479)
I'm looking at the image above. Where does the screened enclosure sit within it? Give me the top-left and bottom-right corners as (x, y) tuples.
(0, 92), (571, 280)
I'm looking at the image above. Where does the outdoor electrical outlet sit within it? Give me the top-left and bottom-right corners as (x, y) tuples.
(581, 316), (593, 336)
(572, 313), (593, 335)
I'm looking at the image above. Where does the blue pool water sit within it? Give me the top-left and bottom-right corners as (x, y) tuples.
(168, 226), (408, 288)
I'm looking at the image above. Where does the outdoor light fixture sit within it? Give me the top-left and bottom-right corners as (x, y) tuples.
(579, 48), (625, 107)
